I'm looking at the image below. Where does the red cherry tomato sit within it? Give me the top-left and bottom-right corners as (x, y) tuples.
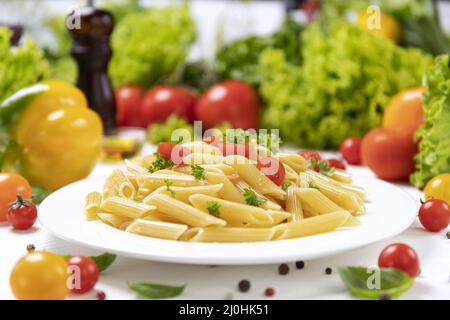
(157, 142), (190, 165)
(339, 137), (362, 165)
(196, 80), (260, 129)
(378, 243), (419, 277)
(115, 85), (144, 127)
(67, 256), (99, 294)
(6, 195), (37, 230)
(326, 158), (346, 170)
(298, 150), (321, 162)
(140, 85), (196, 127)
(257, 157), (285, 186)
(418, 199), (450, 232)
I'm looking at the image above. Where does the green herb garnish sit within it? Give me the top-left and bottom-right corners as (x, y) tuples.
(148, 153), (173, 173)
(206, 201), (221, 218)
(281, 181), (291, 191)
(308, 157), (318, 170)
(31, 184), (52, 205)
(307, 181), (320, 190)
(243, 188), (267, 207)
(191, 164), (205, 180)
(164, 179), (175, 197)
(128, 282), (185, 299)
(338, 266), (414, 299)
(317, 160), (335, 177)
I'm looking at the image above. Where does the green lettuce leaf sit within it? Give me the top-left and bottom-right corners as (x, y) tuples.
(147, 115), (194, 145)
(259, 20), (432, 149)
(411, 55), (450, 187)
(109, 4), (195, 88)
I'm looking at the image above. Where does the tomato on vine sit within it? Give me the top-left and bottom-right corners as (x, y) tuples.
(6, 194), (37, 230)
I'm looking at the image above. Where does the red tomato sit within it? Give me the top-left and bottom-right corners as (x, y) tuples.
(297, 150), (321, 162)
(115, 85), (144, 127)
(257, 157), (285, 186)
(326, 158), (346, 170)
(67, 256), (99, 294)
(157, 142), (190, 165)
(418, 199), (450, 232)
(339, 137), (362, 165)
(0, 173), (32, 222)
(203, 135), (223, 148)
(378, 243), (419, 277)
(361, 128), (417, 181)
(196, 80), (260, 129)
(6, 195), (37, 230)
(140, 85), (196, 127)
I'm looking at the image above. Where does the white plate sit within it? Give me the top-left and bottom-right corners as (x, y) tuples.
(39, 176), (417, 265)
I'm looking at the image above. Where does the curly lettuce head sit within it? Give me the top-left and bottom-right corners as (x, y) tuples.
(411, 55), (450, 187)
(0, 27), (48, 103)
(259, 20), (432, 149)
(109, 4), (195, 88)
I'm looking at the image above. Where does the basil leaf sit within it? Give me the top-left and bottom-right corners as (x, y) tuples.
(128, 282), (185, 299)
(62, 253), (116, 272)
(338, 266), (414, 299)
(90, 253), (117, 272)
(31, 185), (52, 205)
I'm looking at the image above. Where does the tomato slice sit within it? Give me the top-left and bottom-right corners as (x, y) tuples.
(298, 150), (321, 162)
(257, 156), (285, 186)
(326, 158), (346, 170)
(157, 142), (190, 164)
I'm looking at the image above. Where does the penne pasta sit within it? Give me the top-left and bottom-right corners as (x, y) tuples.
(84, 192), (102, 220)
(126, 219), (188, 240)
(272, 210), (350, 240)
(145, 184), (223, 204)
(97, 212), (131, 230)
(295, 188), (343, 215)
(146, 193), (226, 227)
(101, 196), (156, 219)
(285, 185), (304, 221)
(180, 227), (274, 242)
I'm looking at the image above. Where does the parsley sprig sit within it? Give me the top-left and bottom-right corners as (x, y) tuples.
(164, 179), (175, 197)
(281, 181), (291, 191)
(317, 160), (335, 177)
(191, 164), (205, 180)
(148, 153), (173, 173)
(206, 201), (221, 218)
(307, 181), (320, 190)
(243, 188), (267, 207)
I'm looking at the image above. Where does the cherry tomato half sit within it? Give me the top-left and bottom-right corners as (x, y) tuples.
(6, 195), (37, 230)
(10, 251), (69, 300)
(257, 156), (286, 186)
(298, 150), (321, 162)
(339, 137), (362, 165)
(0, 173), (32, 222)
(424, 173), (450, 205)
(67, 256), (99, 294)
(418, 199), (450, 232)
(378, 243), (419, 277)
(326, 158), (346, 170)
(157, 142), (190, 165)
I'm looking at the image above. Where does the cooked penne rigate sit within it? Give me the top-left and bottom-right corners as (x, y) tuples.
(85, 146), (366, 242)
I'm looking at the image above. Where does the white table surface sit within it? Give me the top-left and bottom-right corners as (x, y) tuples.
(1, 147), (450, 300)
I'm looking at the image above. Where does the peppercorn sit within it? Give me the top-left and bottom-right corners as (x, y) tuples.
(295, 261), (305, 269)
(265, 287), (275, 297)
(278, 263), (290, 275)
(238, 280), (250, 292)
(325, 267), (332, 275)
(26, 244), (35, 252)
(97, 291), (106, 300)
(379, 293), (391, 300)
(446, 231), (450, 239)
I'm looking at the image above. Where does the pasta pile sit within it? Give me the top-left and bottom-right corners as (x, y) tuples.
(84, 141), (366, 242)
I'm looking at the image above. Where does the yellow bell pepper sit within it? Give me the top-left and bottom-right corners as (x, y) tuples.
(2, 80), (103, 190)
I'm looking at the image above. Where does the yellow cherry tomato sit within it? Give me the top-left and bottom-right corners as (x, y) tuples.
(356, 11), (401, 43)
(8, 80), (103, 190)
(425, 174), (450, 205)
(10, 251), (69, 300)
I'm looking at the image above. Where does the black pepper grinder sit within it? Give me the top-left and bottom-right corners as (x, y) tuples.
(67, 5), (117, 134)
